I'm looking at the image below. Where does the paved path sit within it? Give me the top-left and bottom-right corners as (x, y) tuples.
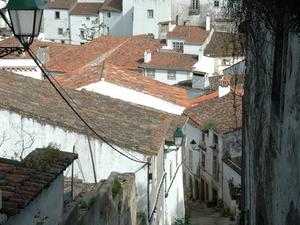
(188, 201), (236, 225)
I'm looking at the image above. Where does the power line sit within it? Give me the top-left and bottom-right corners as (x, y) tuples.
(25, 46), (148, 165)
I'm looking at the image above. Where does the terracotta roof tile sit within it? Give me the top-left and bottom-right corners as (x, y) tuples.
(0, 148), (77, 217)
(105, 35), (163, 69)
(184, 92), (242, 134)
(0, 71), (181, 155)
(204, 32), (245, 57)
(70, 3), (103, 15)
(46, 0), (76, 9)
(139, 51), (197, 71)
(167, 26), (209, 45)
(101, 0), (122, 12)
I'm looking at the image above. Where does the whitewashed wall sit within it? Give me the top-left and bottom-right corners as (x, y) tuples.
(43, 9), (70, 43)
(0, 109), (149, 214)
(0, 59), (41, 79)
(4, 175), (64, 225)
(70, 15), (100, 45)
(222, 161), (240, 212)
(153, 69), (190, 85)
(184, 44), (201, 55)
(164, 148), (185, 224)
(133, 0), (172, 38)
(79, 81), (185, 115)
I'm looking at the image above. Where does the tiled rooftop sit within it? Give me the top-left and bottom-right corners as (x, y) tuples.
(0, 148), (77, 217)
(0, 71), (182, 155)
(204, 32), (245, 57)
(101, 0), (122, 12)
(167, 26), (209, 45)
(46, 0), (76, 9)
(70, 3), (103, 15)
(139, 51), (198, 71)
(184, 92), (242, 134)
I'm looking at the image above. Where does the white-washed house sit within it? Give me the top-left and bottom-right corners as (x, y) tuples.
(43, 0), (76, 44)
(183, 91), (242, 203)
(0, 148), (77, 225)
(193, 31), (245, 89)
(0, 71), (185, 225)
(139, 51), (198, 85)
(69, 2), (103, 45)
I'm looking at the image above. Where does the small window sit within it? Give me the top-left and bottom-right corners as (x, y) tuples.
(161, 24), (168, 33)
(107, 12), (111, 18)
(107, 27), (110, 35)
(192, 0), (199, 10)
(201, 152), (206, 168)
(213, 133), (218, 144)
(172, 42), (183, 52)
(61, 40), (65, 44)
(80, 42), (85, 45)
(167, 70), (176, 80)
(58, 28), (63, 35)
(214, 0), (219, 7)
(146, 69), (155, 79)
(147, 10), (154, 19)
(80, 30), (85, 38)
(222, 59), (231, 66)
(55, 11), (60, 19)
(86, 16), (90, 21)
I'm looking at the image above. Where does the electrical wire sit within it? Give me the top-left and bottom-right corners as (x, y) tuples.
(24, 46), (148, 165)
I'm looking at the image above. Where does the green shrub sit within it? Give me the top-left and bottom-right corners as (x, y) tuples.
(112, 177), (122, 199)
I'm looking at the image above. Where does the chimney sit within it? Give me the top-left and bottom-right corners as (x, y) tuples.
(218, 77), (231, 97)
(206, 13), (211, 31)
(144, 51), (151, 63)
(36, 46), (50, 64)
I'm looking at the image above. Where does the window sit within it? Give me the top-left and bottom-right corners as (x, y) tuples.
(147, 9), (154, 19)
(201, 152), (206, 168)
(161, 24), (168, 33)
(189, 150), (193, 170)
(55, 11), (60, 19)
(107, 12), (111, 18)
(167, 70), (176, 80)
(80, 30), (85, 38)
(61, 40), (65, 44)
(107, 27), (110, 35)
(172, 42), (183, 52)
(192, 0), (199, 10)
(222, 59), (231, 66)
(86, 16), (90, 21)
(213, 133), (218, 144)
(146, 69), (155, 79)
(213, 155), (218, 180)
(58, 28), (63, 35)
(214, 0), (220, 7)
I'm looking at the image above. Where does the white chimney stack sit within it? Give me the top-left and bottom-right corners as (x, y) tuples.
(144, 51), (151, 63)
(206, 13), (211, 31)
(218, 77), (231, 97)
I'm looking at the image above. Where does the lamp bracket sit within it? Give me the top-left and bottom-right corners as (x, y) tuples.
(0, 47), (25, 58)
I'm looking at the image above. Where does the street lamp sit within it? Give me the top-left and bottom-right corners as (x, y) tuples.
(173, 127), (184, 149)
(0, 0), (44, 57)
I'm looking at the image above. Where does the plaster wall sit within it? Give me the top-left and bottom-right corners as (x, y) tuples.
(152, 69), (191, 85)
(133, 0), (172, 38)
(0, 109), (149, 215)
(0, 59), (42, 79)
(164, 148), (185, 224)
(70, 15), (100, 45)
(184, 44), (201, 55)
(222, 162), (240, 212)
(4, 175), (64, 225)
(79, 81), (185, 115)
(43, 9), (70, 43)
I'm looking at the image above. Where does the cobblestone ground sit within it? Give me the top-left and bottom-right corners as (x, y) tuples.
(188, 201), (236, 225)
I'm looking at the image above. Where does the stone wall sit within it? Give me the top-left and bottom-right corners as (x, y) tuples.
(74, 172), (137, 225)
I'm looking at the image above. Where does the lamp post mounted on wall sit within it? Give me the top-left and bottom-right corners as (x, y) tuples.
(0, 0), (44, 57)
